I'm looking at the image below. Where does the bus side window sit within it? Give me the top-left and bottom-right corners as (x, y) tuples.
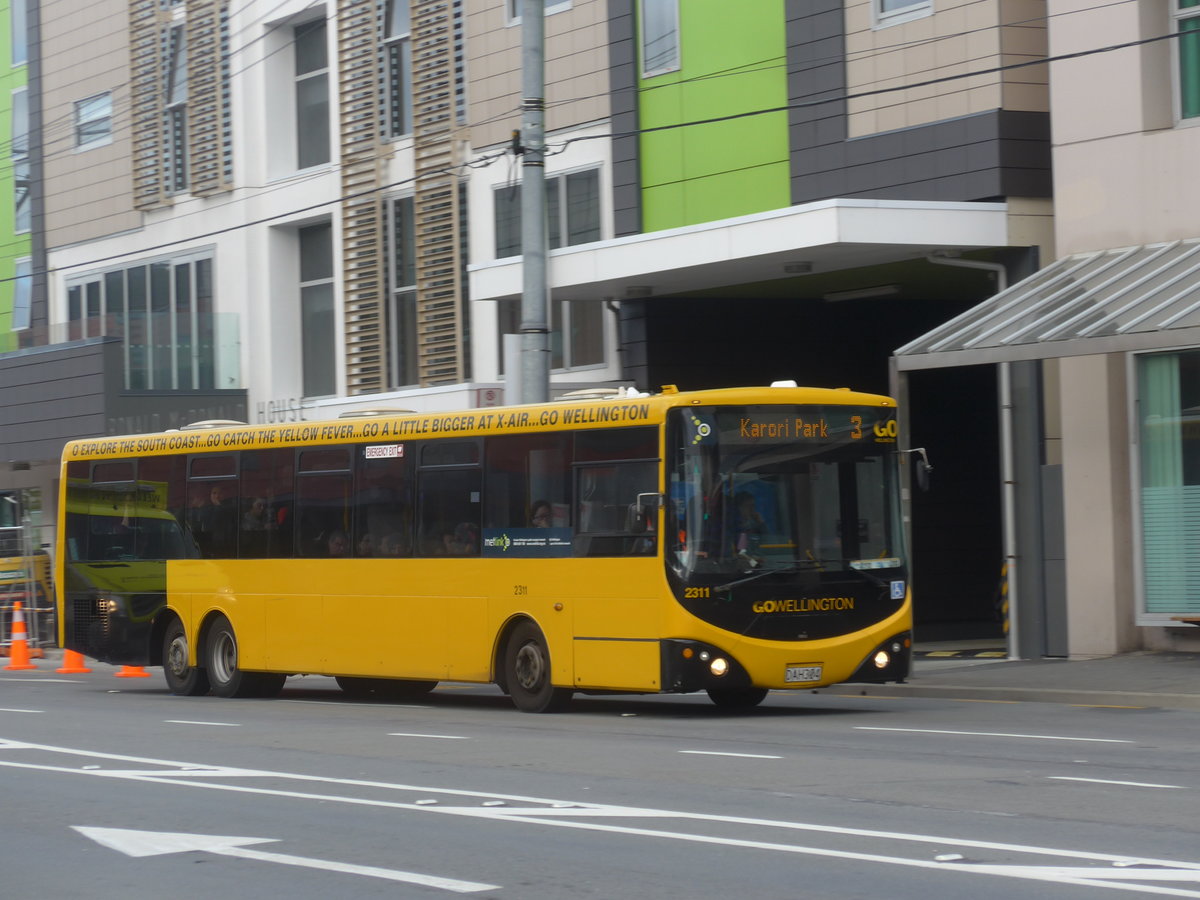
(355, 451), (413, 558)
(296, 449), (351, 559)
(574, 460), (658, 556)
(417, 449), (481, 558)
(483, 433), (571, 535)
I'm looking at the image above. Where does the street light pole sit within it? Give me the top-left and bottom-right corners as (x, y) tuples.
(518, 0), (549, 404)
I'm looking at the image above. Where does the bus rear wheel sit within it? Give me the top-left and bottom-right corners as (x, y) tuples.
(162, 618), (209, 696)
(504, 622), (572, 713)
(706, 687), (768, 709)
(205, 614), (285, 698)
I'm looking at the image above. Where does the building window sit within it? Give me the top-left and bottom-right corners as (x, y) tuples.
(295, 19), (330, 168)
(506, 0), (571, 22)
(387, 196), (418, 388)
(498, 298), (603, 372)
(875, 0), (932, 26)
(300, 223), (336, 397)
(493, 169), (602, 259)
(165, 24), (189, 192)
(11, 259), (31, 330)
(11, 0), (25, 66)
(75, 92), (113, 148)
(66, 253), (216, 391)
(1137, 350), (1200, 615)
(384, 0), (412, 138)
(1176, 0), (1200, 120)
(12, 87), (27, 234)
(640, 0), (679, 77)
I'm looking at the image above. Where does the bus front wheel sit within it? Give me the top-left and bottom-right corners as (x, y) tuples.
(162, 618), (210, 697)
(205, 614), (285, 699)
(706, 687), (768, 709)
(504, 622), (572, 713)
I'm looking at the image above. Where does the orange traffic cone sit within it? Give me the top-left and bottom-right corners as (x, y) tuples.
(4, 602), (37, 671)
(115, 665), (151, 678)
(57, 649), (92, 674)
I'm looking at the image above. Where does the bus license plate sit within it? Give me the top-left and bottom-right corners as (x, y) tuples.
(785, 665), (822, 683)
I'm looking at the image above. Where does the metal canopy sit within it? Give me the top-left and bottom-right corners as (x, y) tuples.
(895, 239), (1200, 371)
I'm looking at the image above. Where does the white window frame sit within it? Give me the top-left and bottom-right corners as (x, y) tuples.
(386, 194), (418, 388)
(639, 0), (679, 78)
(11, 258), (31, 330)
(12, 86), (28, 234)
(298, 222), (337, 398)
(293, 17), (331, 170)
(1173, 0), (1200, 126)
(874, 0), (933, 28)
(497, 297), (604, 374)
(165, 24), (189, 193)
(384, 0), (413, 138)
(11, 0), (26, 66)
(492, 166), (604, 260)
(506, 0), (571, 25)
(74, 92), (114, 149)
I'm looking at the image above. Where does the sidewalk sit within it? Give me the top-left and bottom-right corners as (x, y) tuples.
(11, 645), (1200, 710)
(822, 646), (1200, 710)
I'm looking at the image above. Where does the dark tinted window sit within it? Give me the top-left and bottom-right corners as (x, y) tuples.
(574, 427), (657, 462)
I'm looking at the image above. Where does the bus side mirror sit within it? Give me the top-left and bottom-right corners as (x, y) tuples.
(906, 448), (933, 492)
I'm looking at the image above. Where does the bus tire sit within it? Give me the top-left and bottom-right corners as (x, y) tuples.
(204, 614), (283, 698)
(504, 621), (572, 713)
(162, 618), (210, 697)
(706, 687), (769, 709)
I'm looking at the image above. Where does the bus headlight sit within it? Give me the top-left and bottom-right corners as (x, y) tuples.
(710, 657), (729, 677)
(873, 650), (890, 669)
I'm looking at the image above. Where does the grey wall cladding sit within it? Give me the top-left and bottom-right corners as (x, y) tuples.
(785, 0), (1050, 204)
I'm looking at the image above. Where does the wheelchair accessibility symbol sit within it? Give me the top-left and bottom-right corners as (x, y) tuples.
(890, 580), (905, 600)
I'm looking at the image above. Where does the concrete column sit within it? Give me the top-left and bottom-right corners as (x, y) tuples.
(1059, 353), (1137, 656)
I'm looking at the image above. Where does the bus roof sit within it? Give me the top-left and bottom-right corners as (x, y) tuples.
(62, 384), (896, 462)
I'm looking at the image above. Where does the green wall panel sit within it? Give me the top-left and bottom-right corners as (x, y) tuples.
(638, 0), (789, 231)
(0, 0), (29, 351)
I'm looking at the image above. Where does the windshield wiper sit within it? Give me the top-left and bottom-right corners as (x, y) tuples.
(712, 560), (830, 594)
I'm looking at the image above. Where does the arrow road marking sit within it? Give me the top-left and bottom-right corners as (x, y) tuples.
(9, 739), (1200, 897)
(72, 826), (499, 894)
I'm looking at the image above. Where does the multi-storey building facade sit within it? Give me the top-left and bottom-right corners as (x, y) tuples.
(5, 0), (1198, 659)
(902, 0), (1200, 657)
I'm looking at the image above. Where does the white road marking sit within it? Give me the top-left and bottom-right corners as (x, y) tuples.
(164, 720), (241, 727)
(388, 733), (469, 740)
(1050, 776), (1186, 790)
(72, 826), (497, 893)
(0, 708), (42, 713)
(855, 726), (1133, 743)
(8, 737), (1200, 897)
(678, 750), (782, 759)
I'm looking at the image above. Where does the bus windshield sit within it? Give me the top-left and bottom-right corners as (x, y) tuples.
(667, 405), (905, 581)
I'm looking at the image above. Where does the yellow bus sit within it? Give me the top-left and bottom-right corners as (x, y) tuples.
(56, 384), (916, 712)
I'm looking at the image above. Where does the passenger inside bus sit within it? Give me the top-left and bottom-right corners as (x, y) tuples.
(326, 530), (349, 558)
(444, 522), (479, 556)
(734, 491), (765, 567)
(530, 499), (552, 527)
(380, 532), (407, 556)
